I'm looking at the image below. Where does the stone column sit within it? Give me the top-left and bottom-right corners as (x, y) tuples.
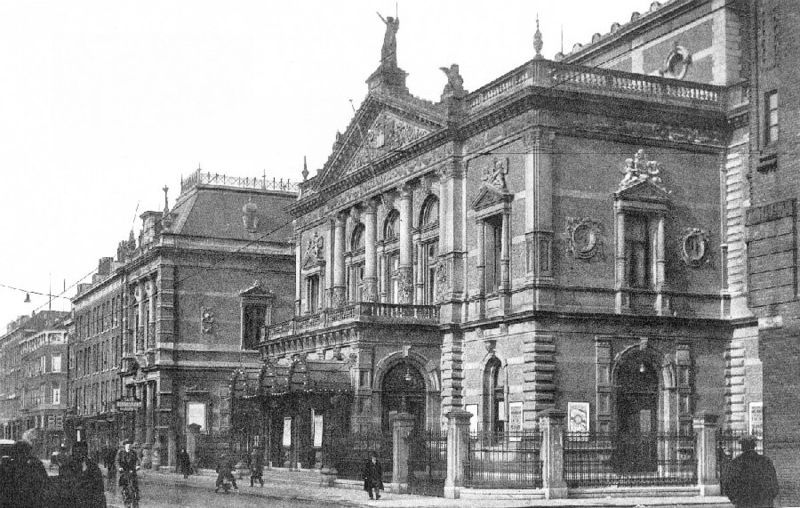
(476, 221), (486, 297)
(152, 434), (162, 470)
(444, 409), (472, 499)
(363, 200), (378, 302)
(398, 184), (414, 304)
(538, 409), (568, 499)
(332, 213), (346, 307)
(147, 278), (156, 349)
(137, 282), (145, 352)
(693, 412), (720, 496)
(655, 215), (666, 315)
(295, 233), (302, 313)
(500, 211), (510, 292)
(390, 412), (416, 494)
(614, 207), (627, 313)
(142, 382), (154, 468)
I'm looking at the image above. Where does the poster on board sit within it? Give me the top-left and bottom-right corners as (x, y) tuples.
(313, 413), (324, 448)
(282, 417), (292, 448)
(508, 402), (523, 440)
(465, 404), (478, 434)
(749, 402), (763, 436)
(568, 402), (590, 434)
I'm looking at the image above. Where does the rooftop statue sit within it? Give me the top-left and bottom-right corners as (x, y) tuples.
(377, 12), (399, 69)
(440, 63), (466, 100)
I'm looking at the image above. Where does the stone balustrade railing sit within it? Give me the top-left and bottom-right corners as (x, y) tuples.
(264, 302), (440, 340)
(467, 59), (725, 111)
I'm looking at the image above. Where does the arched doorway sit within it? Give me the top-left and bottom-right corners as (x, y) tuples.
(614, 350), (659, 472)
(381, 361), (426, 432)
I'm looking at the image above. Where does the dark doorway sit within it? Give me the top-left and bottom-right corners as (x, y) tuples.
(614, 352), (659, 472)
(381, 361), (426, 432)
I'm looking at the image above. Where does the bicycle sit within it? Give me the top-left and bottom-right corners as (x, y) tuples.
(118, 467), (141, 508)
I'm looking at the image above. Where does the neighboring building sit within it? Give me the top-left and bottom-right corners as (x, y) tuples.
(67, 173), (297, 468)
(252, 0), (755, 487)
(744, 0), (800, 504)
(0, 310), (69, 458)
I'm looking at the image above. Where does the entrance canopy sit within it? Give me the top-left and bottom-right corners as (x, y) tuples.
(231, 357), (353, 400)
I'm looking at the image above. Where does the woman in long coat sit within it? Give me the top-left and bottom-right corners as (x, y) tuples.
(361, 451), (384, 500)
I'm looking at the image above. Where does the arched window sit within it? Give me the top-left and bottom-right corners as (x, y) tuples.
(419, 196), (439, 229)
(351, 224), (365, 252)
(483, 357), (505, 434)
(383, 210), (399, 242)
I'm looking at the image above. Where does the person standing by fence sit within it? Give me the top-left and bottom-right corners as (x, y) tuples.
(722, 435), (779, 508)
(361, 451), (384, 501)
(249, 447), (264, 487)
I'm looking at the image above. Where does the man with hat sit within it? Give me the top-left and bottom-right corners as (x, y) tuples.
(722, 435), (779, 508)
(60, 441), (107, 507)
(116, 439), (140, 508)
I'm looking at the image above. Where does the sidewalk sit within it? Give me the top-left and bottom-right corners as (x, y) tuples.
(128, 464), (733, 508)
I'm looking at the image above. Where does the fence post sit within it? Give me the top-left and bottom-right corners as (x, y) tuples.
(693, 412), (720, 496)
(390, 412), (416, 494)
(538, 409), (568, 499)
(444, 409), (471, 499)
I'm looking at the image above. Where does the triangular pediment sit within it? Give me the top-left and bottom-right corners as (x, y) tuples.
(302, 253), (324, 270)
(239, 281), (274, 299)
(472, 184), (512, 211)
(313, 94), (445, 190)
(614, 178), (670, 203)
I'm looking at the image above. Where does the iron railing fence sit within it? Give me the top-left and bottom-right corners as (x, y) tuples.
(465, 430), (543, 489)
(407, 429), (448, 497)
(717, 429), (763, 479)
(563, 432), (696, 488)
(322, 429), (393, 482)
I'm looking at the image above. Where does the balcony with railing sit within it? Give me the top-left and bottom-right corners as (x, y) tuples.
(466, 58), (725, 113)
(180, 168), (298, 194)
(264, 302), (440, 342)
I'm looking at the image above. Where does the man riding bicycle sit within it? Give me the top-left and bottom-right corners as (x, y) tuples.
(116, 439), (140, 508)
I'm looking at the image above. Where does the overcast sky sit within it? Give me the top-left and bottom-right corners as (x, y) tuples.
(0, 0), (650, 327)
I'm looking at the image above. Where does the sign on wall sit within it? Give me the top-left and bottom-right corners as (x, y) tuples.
(749, 402), (763, 436)
(568, 402), (590, 433)
(508, 402), (523, 441)
(312, 411), (324, 448)
(282, 417), (292, 448)
(465, 404), (478, 434)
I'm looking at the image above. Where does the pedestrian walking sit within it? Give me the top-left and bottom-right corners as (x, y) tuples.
(249, 447), (264, 487)
(104, 446), (118, 481)
(361, 451), (384, 501)
(116, 439), (140, 508)
(177, 447), (192, 479)
(722, 435), (779, 508)
(60, 441), (107, 508)
(214, 454), (238, 493)
(4, 440), (48, 508)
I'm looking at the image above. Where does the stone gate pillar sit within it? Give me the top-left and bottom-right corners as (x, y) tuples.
(693, 412), (720, 496)
(444, 409), (471, 499)
(390, 412), (416, 494)
(539, 409), (568, 499)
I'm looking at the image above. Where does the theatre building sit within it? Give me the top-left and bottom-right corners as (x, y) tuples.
(251, 1), (753, 491)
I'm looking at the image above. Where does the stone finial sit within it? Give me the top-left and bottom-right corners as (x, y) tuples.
(162, 185), (169, 214)
(533, 14), (543, 59)
(301, 156), (309, 181)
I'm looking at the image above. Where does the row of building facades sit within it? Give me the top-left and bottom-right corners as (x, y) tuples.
(1, 0), (799, 502)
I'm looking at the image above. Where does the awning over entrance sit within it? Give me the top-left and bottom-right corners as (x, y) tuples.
(231, 357), (353, 400)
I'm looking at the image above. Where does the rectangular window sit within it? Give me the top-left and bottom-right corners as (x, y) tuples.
(242, 303), (268, 350)
(484, 215), (503, 294)
(765, 90), (778, 146)
(51, 354), (61, 373)
(388, 253), (400, 303)
(625, 215), (651, 288)
(40, 355), (47, 373)
(307, 275), (320, 313)
(52, 386), (60, 405)
(424, 242), (439, 304)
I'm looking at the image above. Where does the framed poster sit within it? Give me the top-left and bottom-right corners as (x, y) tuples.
(282, 417), (292, 448)
(508, 402), (523, 440)
(567, 402), (590, 433)
(749, 402), (763, 436)
(465, 404), (479, 434)
(186, 402), (207, 432)
(313, 413), (324, 448)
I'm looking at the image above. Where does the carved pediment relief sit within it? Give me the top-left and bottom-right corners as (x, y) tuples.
(472, 185), (512, 211)
(342, 111), (432, 177)
(472, 157), (512, 212)
(302, 232), (325, 270)
(615, 178), (670, 203)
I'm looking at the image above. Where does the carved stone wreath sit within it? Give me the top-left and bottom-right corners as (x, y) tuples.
(681, 228), (709, 267)
(565, 217), (604, 260)
(201, 308), (215, 334)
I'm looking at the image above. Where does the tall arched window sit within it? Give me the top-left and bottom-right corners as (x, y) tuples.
(383, 211), (400, 303)
(348, 224), (365, 301)
(483, 357), (505, 434)
(419, 196), (440, 304)
(419, 195), (439, 229)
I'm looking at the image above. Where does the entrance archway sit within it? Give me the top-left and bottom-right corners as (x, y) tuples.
(614, 349), (659, 472)
(381, 360), (426, 432)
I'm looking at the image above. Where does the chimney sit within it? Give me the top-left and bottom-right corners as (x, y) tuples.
(140, 211), (163, 246)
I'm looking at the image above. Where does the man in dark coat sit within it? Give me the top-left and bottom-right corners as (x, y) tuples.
(177, 447), (192, 479)
(249, 447), (264, 487)
(116, 439), (140, 507)
(5, 440), (48, 508)
(722, 436), (779, 508)
(361, 451), (384, 500)
(214, 454), (238, 493)
(60, 441), (107, 508)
